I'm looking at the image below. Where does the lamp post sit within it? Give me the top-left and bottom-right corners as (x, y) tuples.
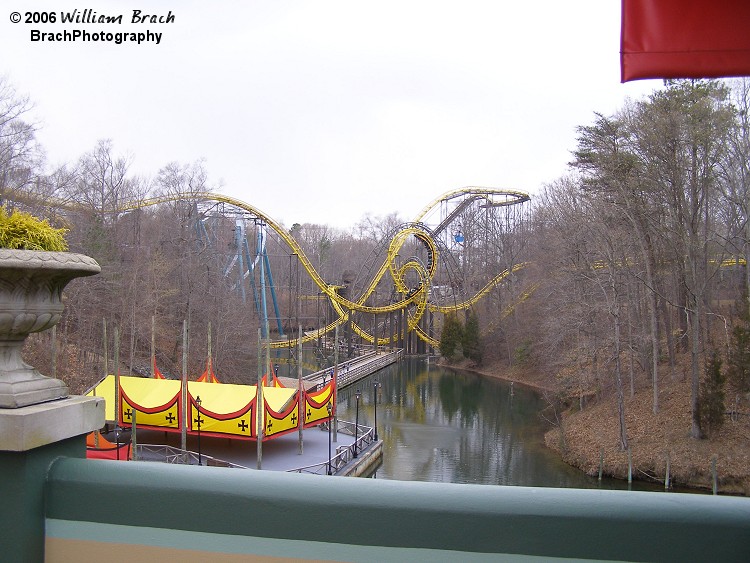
(326, 402), (333, 475)
(354, 389), (361, 458)
(373, 380), (379, 441)
(195, 395), (202, 466)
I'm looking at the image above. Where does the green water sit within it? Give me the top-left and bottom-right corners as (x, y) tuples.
(336, 358), (666, 490)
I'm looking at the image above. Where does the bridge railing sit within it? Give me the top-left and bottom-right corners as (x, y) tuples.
(326, 349), (403, 390)
(45, 456), (750, 561)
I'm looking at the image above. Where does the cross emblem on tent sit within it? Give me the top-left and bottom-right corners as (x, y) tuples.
(306, 408), (311, 421)
(238, 419), (248, 432)
(165, 412), (176, 424)
(291, 412), (297, 425)
(267, 419), (273, 431)
(124, 408), (132, 421)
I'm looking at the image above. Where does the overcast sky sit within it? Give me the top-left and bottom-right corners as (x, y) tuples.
(2, 1), (661, 230)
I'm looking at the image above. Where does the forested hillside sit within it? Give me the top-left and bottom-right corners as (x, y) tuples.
(480, 79), (750, 491)
(3, 76), (749, 490)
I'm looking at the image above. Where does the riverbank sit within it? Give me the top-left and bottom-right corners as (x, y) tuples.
(544, 377), (750, 495)
(439, 357), (555, 393)
(441, 357), (750, 495)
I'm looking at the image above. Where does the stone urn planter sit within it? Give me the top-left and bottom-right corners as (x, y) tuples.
(0, 249), (100, 408)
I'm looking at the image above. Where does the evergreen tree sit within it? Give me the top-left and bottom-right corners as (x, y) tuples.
(462, 310), (482, 364)
(727, 303), (750, 393)
(440, 313), (463, 362)
(698, 350), (726, 438)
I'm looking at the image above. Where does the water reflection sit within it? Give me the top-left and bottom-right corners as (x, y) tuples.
(336, 358), (659, 490)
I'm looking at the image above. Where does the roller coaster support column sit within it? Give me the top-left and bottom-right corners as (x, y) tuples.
(258, 227), (270, 340)
(234, 220), (247, 303)
(242, 233), (260, 312)
(340, 270), (354, 358)
(386, 311), (394, 351)
(401, 315), (405, 352)
(419, 314), (427, 354)
(263, 250), (285, 337)
(429, 311), (435, 355)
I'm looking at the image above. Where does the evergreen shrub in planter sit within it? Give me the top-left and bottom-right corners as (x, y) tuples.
(0, 207), (100, 408)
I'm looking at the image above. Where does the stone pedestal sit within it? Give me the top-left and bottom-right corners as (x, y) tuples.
(0, 395), (105, 450)
(0, 396), (104, 562)
(0, 250), (100, 408)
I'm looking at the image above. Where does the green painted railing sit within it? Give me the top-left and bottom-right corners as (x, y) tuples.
(45, 457), (750, 562)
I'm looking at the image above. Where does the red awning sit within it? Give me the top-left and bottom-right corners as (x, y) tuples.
(621, 0), (750, 82)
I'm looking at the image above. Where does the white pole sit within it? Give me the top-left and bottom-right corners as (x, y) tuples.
(298, 325), (304, 455)
(333, 324), (338, 443)
(151, 315), (156, 378)
(181, 319), (188, 454)
(114, 325), (120, 427)
(256, 328), (263, 469)
(131, 408), (137, 461)
(103, 318), (108, 378)
(207, 321), (212, 378)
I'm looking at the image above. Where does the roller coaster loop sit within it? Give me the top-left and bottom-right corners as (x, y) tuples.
(113, 188), (529, 350)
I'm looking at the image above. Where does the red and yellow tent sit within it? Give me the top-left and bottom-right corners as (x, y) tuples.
(87, 370), (335, 442)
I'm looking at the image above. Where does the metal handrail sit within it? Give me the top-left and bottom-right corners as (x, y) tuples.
(286, 423), (374, 475)
(135, 424), (373, 475)
(135, 443), (249, 469)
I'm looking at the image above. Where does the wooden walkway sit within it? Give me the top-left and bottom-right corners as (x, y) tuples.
(302, 348), (403, 390)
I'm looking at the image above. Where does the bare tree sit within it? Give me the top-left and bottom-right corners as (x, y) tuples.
(572, 110), (664, 413)
(719, 78), (750, 310)
(631, 80), (733, 437)
(0, 77), (43, 202)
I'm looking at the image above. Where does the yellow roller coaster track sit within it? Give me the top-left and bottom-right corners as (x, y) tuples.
(12, 187), (531, 350)
(413, 186), (530, 224)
